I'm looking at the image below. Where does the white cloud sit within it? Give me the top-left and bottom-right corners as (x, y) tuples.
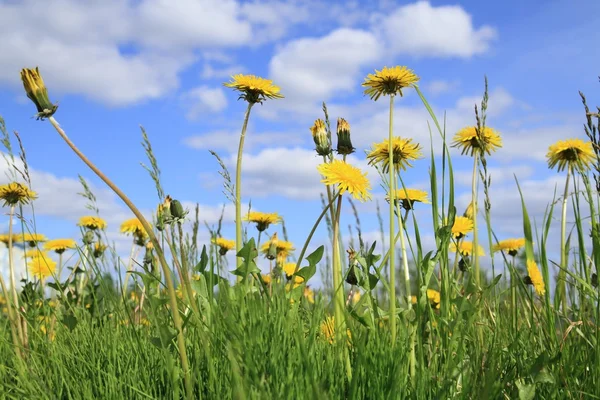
(183, 129), (304, 153)
(425, 80), (460, 96)
(456, 87), (518, 117)
(201, 63), (245, 79)
(184, 85), (228, 119)
(453, 164), (535, 186)
(374, 1), (497, 58)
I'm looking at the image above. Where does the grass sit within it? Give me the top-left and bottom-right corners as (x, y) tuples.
(0, 70), (599, 399)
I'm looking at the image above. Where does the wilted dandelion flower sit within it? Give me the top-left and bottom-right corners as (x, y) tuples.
(223, 74), (283, 104)
(450, 241), (485, 257)
(525, 259), (545, 296)
(44, 239), (77, 254)
(28, 254), (57, 281)
(411, 289), (441, 310)
(492, 238), (526, 257)
(317, 160), (372, 202)
(362, 66), (420, 101)
(546, 138), (596, 172)
(78, 216), (107, 230)
(211, 237), (235, 256)
(452, 126), (502, 156)
(244, 211), (281, 232)
(451, 216), (474, 239)
(0, 182), (37, 206)
(310, 119), (331, 156)
(367, 137), (423, 173)
(386, 188), (429, 210)
(17, 233), (48, 247)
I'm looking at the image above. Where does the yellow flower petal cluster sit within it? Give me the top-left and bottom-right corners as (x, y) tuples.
(303, 286), (315, 304)
(362, 66), (420, 101)
(450, 241), (485, 257)
(546, 138), (596, 172)
(78, 216), (107, 230)
(260, 237), (295, 261)
(320, 316), (352, 345)
(367, 137), (423, 173)
(451, 216), (474, 239)
(411, 289), (441, 310)
(492, 238), (526, 257)
(44, 238), (77, 254)
(211, 237), (235, 256)
(317, 160), (372, 202)
(0, 182), (37, 206)
(386, 188), (429, 210)
(17, 233), (48, 245)
(244, 211), (281, 232)
(0, 234), (19, 244)
(452, 126), (502, 156)
(28, 254), (57, 281)
(223, 74), (284, 103)
(120, 218), (147, 238)
(526, 259), (545, 296)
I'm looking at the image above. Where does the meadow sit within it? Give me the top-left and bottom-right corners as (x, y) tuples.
(0, 66), (599, 399)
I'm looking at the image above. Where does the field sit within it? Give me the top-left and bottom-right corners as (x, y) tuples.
(0, 66), (599, 400)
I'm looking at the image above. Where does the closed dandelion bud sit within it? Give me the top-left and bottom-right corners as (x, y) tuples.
(592, 273), (598, 288)
(170, 199), (185, 220)
(20, 67), (58, 120)
(336, 118), (355, 155)
(266, 233), (279, 261)
(463, 202), (475, 220)
(82, 230), (95, 245)
(345, 248), (358, 285)
(459, 257), (469, 272)
(311, 119), (331, 156)
(93, 243), (107, 258)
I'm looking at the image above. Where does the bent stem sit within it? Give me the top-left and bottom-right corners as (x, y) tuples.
(557, 165), (572, 313)
(388, 94), (397, 344)
(235, 102), (255, 270)
(48, 116), (194, 400)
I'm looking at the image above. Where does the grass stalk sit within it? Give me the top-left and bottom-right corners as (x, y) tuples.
(235, 103), (254, 270)
(388, 94), (397, 344)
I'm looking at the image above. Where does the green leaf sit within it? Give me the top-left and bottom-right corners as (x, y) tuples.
(194, 245), (209, 273)
(231, 238), (260, 279)
(61, 314), (78, 331)
(295, 245), (324, 282)
(516, 380), (536, 400)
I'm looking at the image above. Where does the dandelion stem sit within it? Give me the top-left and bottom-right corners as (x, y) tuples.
(47, 116), (194, 400)
(557, 164), (572, 312)
(388, 94), (397, 344)
(332, 195), (346, 342)
(235, 103), (254, 270)
(471, 153), (480, 287)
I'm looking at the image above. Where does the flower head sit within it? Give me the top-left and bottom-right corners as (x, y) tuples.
(492, 238), (526, 257)
(0, 234), (18, 245)
(451, 216), (474, 239)
(336, 118), (354, 155)
(317, 160), (372, 202)
(93, 242), (107, 258)
(546, 138), (596, 172)
(0, 182), (37, 206)
(211, 237), (235, 256)
(367, 137), (423, 173)
(120, 218), (148, 246)
(28, 254), (57, 281)
(78, 216), (107, 230)
(450, 241), (485, 257)
(386, 188), (429, 210)
(244, 211), (281, 232)
(44, 239), (77, 254)
(362, 66), (419, 101)
(452, 126), (502, 156)
(320, 316), (352, 345)
(304, 286), (315, 304)
(525, 259), (545, 296)
(20, 67), (58, 119)
(17, 233), (48, 247)
(261, 235), (294, 261)
(463, 202), (475, 220)
(310, 119), (331, 156)
(411, 289), (441, 310)
(223, 74), (283, 104)
(282, 262), (305, 283)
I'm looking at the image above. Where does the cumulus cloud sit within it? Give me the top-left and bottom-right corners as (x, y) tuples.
(184, 85), (228, 119)
(183, 129), (305, 153)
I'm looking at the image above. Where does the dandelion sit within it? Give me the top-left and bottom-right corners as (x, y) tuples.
(78, 216), (107, 230)
(310, 119), (331, 156)
(17, 233), (48, 247)
(336, 118), (354, 155)
(411, 289), (441, 310)
(362, 66), (420, 101)
(0, 234), (18, 245)
(20, 67), (58, 119)
(23, 249), (46, 259)
(450, 241), (485, 257)
(317, 160), (372, 202)
(451, 216), (474, 239)
(93, 242), (107, 258)
(223, 74), (283, 104)
(211, 237), (235, 256)
(385, 188), (429, 211)
(492, 238), (526, 257)
(463, 201), (475, 219)
(304, 286), (315, 304)
(261, 274), (272, 285)
(0, 182), (37, 206)
(244, 212), (281, 232)
(320, 316), (352, 345)
(452, 126), (503, 156)
(547, 138), (596, 172)
(367, 137), (423, 173)
(121, 218), (148, 240)
(525, 259), (545, 296)
(261, 237), (294, 261)
(28, 254), (57, 281)
(44, 239), (77, 254)
(283, 262), (305, 283)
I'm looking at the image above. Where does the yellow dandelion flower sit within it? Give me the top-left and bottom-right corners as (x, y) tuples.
(244, 211), (281, 232)
(282, 262), (305, 282)
(78, 216), (107, 230)
(546, 138), (596, 172)
(451, 216), (474, 239)
(526, 259), (545, 296)
(261, 274), (272, 285)
(410, 289), (441, 309)
(452, 126), (502, 157)
(223, 74), (284, 104)
(320, 316), (352, 345)
(44, 238), (77, 254)
(450, 241), (485, 257)
(362, 66), (420, 101)
(260, 237), (294, 259)
(0, 234), (19, 245)
(386, 188), (429, 210)
(463, 201), (475, 219)
(492, 238), (526, 257)
(16, 233), (48, 246)
(211, 237), (235, 256)
(304, 286), (315, 304)
(0, 182), (37, 206)
(120, 218), (147, 238)
(351, 290), (361, 305)
(28, 254), (57, 281)
(367, 137), (423, 173)
(317, 160), (372, 202)
(23, 248), (46, 259)
(93, 242), (107, 258)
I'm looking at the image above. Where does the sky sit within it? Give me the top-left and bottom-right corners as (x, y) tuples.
(0, 0), (599, 288)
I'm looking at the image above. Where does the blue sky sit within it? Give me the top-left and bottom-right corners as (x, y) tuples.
(0, 0), (599, 286)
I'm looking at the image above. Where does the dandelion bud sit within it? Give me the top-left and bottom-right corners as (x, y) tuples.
(170, 199), (185, 220)
(463, 202), (475, 220)
(20, 67), (59, 120)
(266, 233), (279, 261)
(93, 243), (107, 258)
(310, 119), (331, 156)
(345, 248), (358, 285)
(336, 118), (355, 155)
(82, 231), (95, 245)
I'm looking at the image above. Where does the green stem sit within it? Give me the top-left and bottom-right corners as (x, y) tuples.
(471, 153), (480, 287)
(511, 255), (517, 333)
(0, 265), (21, 359)
(235, 102), (255, 270)
(7, 205), (25, 351)
(332, 195), (346, 342)
(388, 94), (397, 344)
(48, 116), (194, 400)
(557, 165), (572, 313)
(121, 241), (137, 299)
